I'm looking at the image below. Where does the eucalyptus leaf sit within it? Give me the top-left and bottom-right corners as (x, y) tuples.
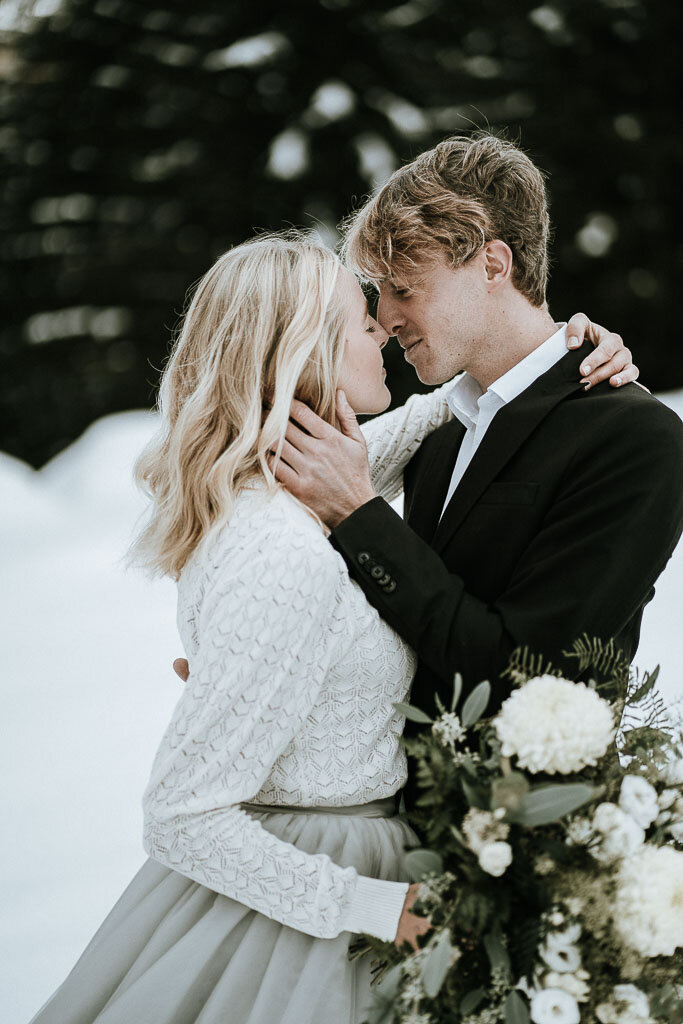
(483, 930), (511, 972)
(404, 848), (443, 881)
(505, 990), (531, 1024)
(460, 988), (486, 1014)
(421, 930), (453, 999)
(452, 672), (463, 711)
(393, 701), (432, 725)
(509, 783), (600, 826)
(461, 680), (491, 727)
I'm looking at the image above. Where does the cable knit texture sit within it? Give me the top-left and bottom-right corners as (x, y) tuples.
(142, 382), (455, 940)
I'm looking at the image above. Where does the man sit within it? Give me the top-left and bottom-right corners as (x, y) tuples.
(267, 133), (683, 757)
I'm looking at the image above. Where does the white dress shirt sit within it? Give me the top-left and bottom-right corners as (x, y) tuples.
(440, 323), (569, 516)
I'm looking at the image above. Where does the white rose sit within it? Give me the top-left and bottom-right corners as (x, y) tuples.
(590, 803), (645, 864)
(544, 971), (590, 1002)
(478, 840), (513, 877)
(538, 934), (581, 974)
(530, 988), (580, 1024)
(596, 983), (653, 1023)
(619, 775), (659, 829)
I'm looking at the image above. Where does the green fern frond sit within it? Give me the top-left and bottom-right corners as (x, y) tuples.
(563, 635), (630, 685)
(501, 646), (561, 686)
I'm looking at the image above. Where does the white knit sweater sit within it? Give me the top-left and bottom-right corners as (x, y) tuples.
(141, 382), (455, 941)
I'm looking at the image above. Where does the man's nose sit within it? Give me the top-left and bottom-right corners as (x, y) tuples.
(377, 294), (404, 338)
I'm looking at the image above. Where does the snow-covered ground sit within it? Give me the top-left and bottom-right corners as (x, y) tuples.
(3, 394), (683, 1023)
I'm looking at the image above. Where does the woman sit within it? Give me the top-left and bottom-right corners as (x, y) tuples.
(30, 231), (636, 1024)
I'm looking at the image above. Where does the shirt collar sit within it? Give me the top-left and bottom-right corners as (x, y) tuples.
(446, 323), (568, 428)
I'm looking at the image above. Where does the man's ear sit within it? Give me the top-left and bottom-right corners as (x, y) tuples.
(484, 240), (513, 289)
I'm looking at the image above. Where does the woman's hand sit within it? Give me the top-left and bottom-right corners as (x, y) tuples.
(565, 313), (641, 390)
(394, 883), (432, 951)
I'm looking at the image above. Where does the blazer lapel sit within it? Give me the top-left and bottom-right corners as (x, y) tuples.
(405, 418), (466, 541)
(431, 343), (592, 555)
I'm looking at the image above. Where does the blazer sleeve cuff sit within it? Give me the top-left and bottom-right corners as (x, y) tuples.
(342, 874), (409, 941)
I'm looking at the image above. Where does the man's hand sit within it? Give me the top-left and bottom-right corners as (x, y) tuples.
(270, 390), (376, 528)
(174, 658), (189, 682)
(565, 313), (643, 390)
(394, 883), (432, 951)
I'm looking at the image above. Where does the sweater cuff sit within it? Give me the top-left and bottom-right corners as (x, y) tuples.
(342, 874), (409, 941)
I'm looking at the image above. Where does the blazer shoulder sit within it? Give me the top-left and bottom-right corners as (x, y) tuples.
(568, 382), (683, 438)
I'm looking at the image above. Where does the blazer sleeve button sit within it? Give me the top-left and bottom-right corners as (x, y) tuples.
(357, 551), (371, 565)
(384, 581), (397, 594)
(370, 565), (385, 579)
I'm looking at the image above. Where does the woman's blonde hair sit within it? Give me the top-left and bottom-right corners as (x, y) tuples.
(129, 230), (347, 579)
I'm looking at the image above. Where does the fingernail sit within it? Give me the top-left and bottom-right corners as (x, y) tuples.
(614, 375), (622, 386)
(580, 363), (591, 376)
(567, 337), (580, 348)
(583, 381), (591, 391)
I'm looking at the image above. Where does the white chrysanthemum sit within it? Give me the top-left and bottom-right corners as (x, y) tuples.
(596, 983), (653, 1024)
(590, 803), (644, 864)
(494, 675), (614, 774)
(619, 775), (659, 829)
(530, 987), (580, 1024)
(478, 841), (513, 876)
(614, 845), (683, 957)
(432, 711), (466, 747)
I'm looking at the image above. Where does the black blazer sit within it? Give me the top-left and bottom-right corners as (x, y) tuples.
(331, 342), (683, 731)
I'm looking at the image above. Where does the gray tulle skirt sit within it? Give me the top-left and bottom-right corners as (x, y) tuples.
(30, 798), (416, 1024)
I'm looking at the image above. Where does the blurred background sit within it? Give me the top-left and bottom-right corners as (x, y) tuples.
(1, 2), (682, 1021)
(1, 0), (682, 466)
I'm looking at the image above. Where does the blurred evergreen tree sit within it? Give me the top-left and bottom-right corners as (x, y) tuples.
(0, 0), (679, 465)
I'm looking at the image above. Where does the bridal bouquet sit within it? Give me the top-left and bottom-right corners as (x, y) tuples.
(360, 640), (683, 1024)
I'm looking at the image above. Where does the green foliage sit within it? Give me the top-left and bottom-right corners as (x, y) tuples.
(507, 782), (602, 827)
(563, 634), (630, 689)
(461, 680), (491, 727)
(501, 647), (560, 686)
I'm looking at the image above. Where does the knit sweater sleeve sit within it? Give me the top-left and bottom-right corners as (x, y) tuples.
(361, 378), (458, 502)
(141, 514), (408, 941)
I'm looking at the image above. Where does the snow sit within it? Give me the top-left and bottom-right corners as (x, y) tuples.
(3, 394), (682, 1023)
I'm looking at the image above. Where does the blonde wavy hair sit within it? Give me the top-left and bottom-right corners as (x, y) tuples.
(129, 231), (347, 579)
